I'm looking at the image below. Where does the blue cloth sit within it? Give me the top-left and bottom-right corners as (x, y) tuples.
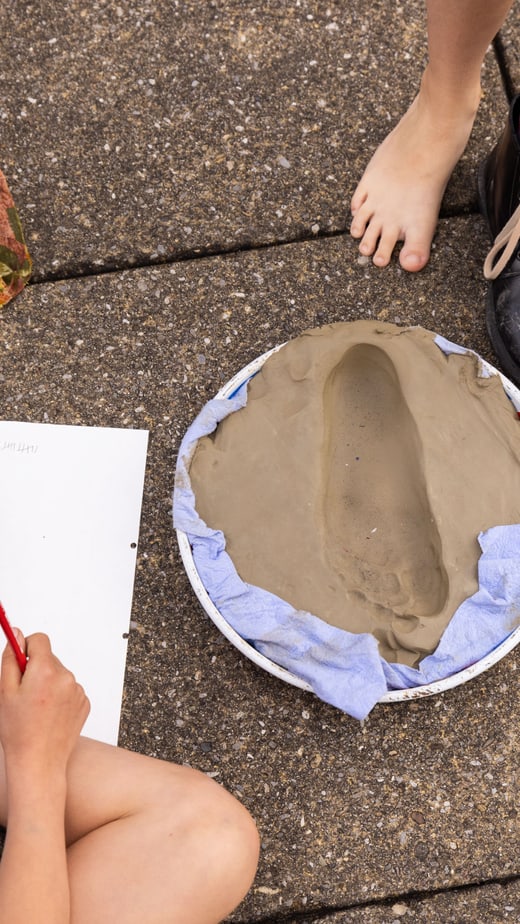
(173, 337), (520, 720)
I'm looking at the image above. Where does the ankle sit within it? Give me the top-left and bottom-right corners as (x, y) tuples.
(418, 65), (482, 122)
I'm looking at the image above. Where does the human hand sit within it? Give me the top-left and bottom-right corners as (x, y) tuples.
(0, 631), (90, 775)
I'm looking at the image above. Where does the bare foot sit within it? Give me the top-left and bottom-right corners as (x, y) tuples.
(350, 77), (480, 271)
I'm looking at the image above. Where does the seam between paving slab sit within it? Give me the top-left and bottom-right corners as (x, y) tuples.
(237, 872), (520, 924)
(23, 207), (482, 290)
(26, 228), (349, 286)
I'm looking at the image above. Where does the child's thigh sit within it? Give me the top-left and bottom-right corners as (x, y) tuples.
(64, 736), (212, 846)
(0, 736), (235, 847)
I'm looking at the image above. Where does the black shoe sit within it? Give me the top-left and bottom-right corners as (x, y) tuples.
(478, 94), (520, 386)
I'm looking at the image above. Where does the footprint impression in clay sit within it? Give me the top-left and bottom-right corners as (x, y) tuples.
(190, 322), (520, 667)
(322, 344), (448, 627)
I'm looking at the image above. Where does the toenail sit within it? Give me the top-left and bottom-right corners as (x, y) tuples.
(402, 252), (425, 270)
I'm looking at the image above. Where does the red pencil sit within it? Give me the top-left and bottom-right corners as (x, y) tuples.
(0, 603), (27, 673)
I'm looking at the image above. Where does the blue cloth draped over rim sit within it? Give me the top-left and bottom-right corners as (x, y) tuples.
(173, 335), (520, 720)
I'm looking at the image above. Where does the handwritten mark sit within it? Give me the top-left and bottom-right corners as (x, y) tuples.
(0, 441), (38, 455)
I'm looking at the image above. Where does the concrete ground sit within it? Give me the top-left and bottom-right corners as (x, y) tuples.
(2, 0), (520, 920)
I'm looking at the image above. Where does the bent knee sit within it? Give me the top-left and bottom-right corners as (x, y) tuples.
(220, 789), (260, 879)
(181, 769), (260, 911)
(195, 770), (259, 868)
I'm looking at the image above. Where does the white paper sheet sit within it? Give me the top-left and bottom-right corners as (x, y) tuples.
(0, 421), (149, 744)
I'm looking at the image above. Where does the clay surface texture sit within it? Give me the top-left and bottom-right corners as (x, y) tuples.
(190, 322), (520, 666)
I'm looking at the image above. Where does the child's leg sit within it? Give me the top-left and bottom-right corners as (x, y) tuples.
(0, 737), (260, 924)
(350, 0), (514, 271)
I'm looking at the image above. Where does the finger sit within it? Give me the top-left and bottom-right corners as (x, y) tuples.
(24, 632), (53, 660)
(25, 631), (52, 650)
(22, 633), (57, 679)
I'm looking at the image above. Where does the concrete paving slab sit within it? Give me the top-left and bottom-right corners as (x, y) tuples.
(0, 218), (517, 919)
(1, 0), (506, 279)
(303, 879), (520, 924)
